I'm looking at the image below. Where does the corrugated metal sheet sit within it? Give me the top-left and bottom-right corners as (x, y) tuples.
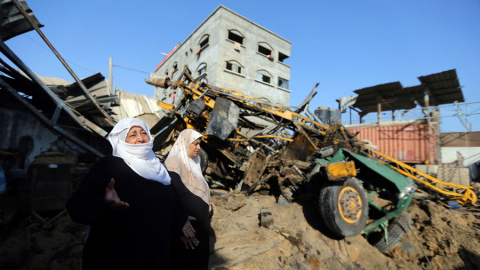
(349, 69), (464, 114)
(110, 90), (164, 129)
(348, 123), (438, 163)
(418, 69), (464, 104)
(353, 81), (413, 114)
(0, 0), (44, 41)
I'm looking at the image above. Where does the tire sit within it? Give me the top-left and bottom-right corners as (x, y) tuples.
(369, 213), (411, 253)
(319, 177), (368, 238)
(198, 148), (208, 173)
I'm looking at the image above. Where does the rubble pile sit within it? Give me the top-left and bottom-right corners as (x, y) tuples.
(209, 193), (480, 270)
(1, 192), (479, 270)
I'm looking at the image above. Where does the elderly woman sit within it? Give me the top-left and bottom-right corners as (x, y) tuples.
(165, 129), (213, 270)
(67, 118), (193, 270)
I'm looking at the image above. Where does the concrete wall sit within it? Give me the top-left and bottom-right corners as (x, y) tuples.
(415, 164), (471, 186)
(441, 147), (480, 166)
(441, 147), (480, 181)
(153, 5), (291, 107)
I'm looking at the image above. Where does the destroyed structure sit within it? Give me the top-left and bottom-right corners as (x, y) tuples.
(1, 2), (479, 266)
(338, 69), (464, 163)
(332, 69), (480, 187)
(146, 65), (477, 252)
(151, 5), (292, 107)
(0, 0), (167, 230)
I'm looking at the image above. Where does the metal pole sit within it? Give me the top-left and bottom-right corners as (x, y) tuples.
(349, 107), (352, 125)
(377, 96), (382, 124)
(424, 90), (433, 164)
(109, 57), (113, 94)
(12, 0), (115, 125)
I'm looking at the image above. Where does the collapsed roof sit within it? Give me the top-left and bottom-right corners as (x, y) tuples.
(0, 0), (43, 41)
(0, 1), (165, 158)
(347, 69), (464, 117)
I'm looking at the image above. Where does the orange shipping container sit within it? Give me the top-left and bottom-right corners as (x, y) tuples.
(347, 123), (438, 164)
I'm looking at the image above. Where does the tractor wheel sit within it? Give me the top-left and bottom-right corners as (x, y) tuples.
(368, 212), (411, 253)
(198, 148), (208, 173)
(319, 177), (368, 238)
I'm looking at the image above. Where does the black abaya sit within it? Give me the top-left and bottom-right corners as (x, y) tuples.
(67, 155), (184, 270)
(170, 172), (211, 270)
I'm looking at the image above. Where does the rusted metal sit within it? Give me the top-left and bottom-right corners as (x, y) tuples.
(243, 151), (268, 186)
(78, 116), (109, 137)
(145, 73), (171, 88)
(206, 97), (239, 140)
(147, 64), (477, 253)
(347, 122), (438, 163)
(281, 133), (316, 162)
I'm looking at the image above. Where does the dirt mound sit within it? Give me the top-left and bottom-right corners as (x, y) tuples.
(209, 193), (480, 270)
(1, 193), (479, 269)
(388, 200), (480, 269)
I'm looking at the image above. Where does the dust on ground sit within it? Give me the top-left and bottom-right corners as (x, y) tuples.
(1, 192), (480, 270)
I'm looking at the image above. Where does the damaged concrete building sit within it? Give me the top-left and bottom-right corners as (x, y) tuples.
(152, 5), (292, 107)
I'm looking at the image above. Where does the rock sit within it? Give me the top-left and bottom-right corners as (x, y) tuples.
(260, 209), (274, 228)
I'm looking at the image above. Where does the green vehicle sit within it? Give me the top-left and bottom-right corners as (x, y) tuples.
(312, 148), (416, 251)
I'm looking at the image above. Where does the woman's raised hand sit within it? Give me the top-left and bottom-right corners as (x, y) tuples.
(105, 178), (130, 209)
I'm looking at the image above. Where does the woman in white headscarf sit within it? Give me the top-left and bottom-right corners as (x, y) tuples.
(67, 118), (193, 270)
(165, 129), (213, 270)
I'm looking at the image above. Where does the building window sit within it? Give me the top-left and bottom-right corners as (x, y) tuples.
(197, 34), (209, 54)
(278, 52), (289, 62)
(256, 70), (272, 84)
(165, 69), (169, 76)
(199, 35), (209, 48)
(258, 42), (274, 60)
(226, 60), (242, 74)
(227, 30), (244, 44)
(171, 62), (179, 78)
(258, 43), (272, 55)
(278, 77), (289, 89)
(197, 63), (207, 76)
(258, 74), (271, 84)
(258, 45), (271, 56)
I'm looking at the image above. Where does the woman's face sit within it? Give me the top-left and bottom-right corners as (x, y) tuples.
(125, 126), (150, 144)
(188, 138), (201, 158)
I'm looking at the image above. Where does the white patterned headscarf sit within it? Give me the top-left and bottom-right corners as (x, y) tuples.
(107, 118), (171, 185)
(165, 129), (211, 208)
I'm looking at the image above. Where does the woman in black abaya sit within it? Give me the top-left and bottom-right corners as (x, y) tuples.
(66, 118), (194, 270)
(165, 129), (213, 270)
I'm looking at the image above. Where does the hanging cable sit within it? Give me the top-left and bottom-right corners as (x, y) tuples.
(112, 64), (149, 74)
(23, 34), (96, 74)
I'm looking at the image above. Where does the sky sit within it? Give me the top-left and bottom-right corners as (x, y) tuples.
(4, 0), (480, 132)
